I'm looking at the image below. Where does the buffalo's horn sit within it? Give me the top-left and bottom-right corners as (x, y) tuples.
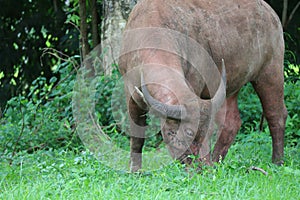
(211, 59), (226, 113)
(140, 72), (187, 120)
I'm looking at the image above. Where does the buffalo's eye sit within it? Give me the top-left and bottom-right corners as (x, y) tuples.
(185, 128), (194, 137)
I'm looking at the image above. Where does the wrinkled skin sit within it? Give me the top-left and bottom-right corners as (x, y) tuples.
(119, 0), (287, 172)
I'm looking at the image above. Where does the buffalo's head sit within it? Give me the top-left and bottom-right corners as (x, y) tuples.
(137, 60), (226, 163)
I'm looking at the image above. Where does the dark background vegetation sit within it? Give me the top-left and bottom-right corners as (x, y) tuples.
(0, 0), (299, 158)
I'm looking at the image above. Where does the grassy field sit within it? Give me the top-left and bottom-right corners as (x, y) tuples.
(1, 131), (299, 200)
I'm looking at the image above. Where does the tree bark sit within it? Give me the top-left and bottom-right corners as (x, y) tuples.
(79, 0), (95, 77)
(90, 0), (100, 47)
(79, 0), (90, 59)
(53, 0), (58, 12)
(282, 0), (288, 27)
(101, 0), (139, 73)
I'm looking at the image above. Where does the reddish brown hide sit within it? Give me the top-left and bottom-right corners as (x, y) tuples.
(119, 0), (287, 172)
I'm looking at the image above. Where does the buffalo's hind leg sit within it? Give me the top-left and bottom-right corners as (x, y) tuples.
(212, 94), (242, 162)
(251, 60), (287, 165)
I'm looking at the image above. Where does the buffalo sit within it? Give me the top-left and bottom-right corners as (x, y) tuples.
(118, 0), (287, 172)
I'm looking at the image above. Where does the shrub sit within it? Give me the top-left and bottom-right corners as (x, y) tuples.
(0, 57), (81, 157)
(1, 58), (299, 158)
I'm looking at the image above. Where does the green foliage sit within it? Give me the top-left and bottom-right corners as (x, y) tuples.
(285, 62), (300, 82)
(238, 83), (262, 132)
(95, 67), (121, 127)
(0, 0), (80, 108)
(284, 48), (300, 83)
(284, 81), (300, 146)
(0, 57), (81, 157)
(1, 58), (299, 162)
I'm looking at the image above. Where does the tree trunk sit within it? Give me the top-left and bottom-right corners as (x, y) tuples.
(102, 0), (138, 40)
(90, 0), (100, 47)
(101, 0), (139, 73)
(282, 0), (288, 27)
(79, 0), (95, 77)
(79, 0), (90, 59)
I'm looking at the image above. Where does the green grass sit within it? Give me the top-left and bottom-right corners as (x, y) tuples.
(1, 131), (299, 200)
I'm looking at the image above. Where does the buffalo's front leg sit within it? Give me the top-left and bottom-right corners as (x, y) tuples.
(213, 94), (241, 162)
(128, 96), (147, 172)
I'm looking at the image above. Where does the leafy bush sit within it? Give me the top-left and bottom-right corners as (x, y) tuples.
(284, 81), (300, 146)
(0, 57), (81, 157)
(1, 57), (299, 159)
(238, 83), (262, 132)
(95, 67), (121, 127)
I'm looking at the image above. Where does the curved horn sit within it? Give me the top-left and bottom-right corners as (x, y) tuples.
(211, 59), (227, 114)
(140, 71), (187, 120)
